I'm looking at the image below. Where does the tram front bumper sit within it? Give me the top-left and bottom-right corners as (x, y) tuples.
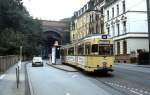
(94, 67), (114, 72)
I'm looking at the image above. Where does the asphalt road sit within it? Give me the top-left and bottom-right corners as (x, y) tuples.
(26, 62), (150, 95)
(91, 64), (150, 95)
(26, 63), (111, 95)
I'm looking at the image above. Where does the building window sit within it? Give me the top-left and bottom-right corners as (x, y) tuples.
(96, 14), (99, 21)
(123, 40), (127, 54)
(112, 7), (114, 18)
(112, 25), (115, 37)
(117, 24), (120, 36)
(100, 7), (104, 14)
(92, 14), (94, 22)
(123, 21), (127, 34)
(117, 42), (120, 55)
(122, 0), (126, 13)
(101, 23), (104, 34)
(96, 23), (99, 34)
(90, 15), (92, 23)
(107, 10), (109, 20)
(107, 27), (110, 35)
(117, 4), (119, 15)
(73, 34), (75, 39)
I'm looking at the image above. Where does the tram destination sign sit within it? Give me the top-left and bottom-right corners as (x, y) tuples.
(99, 40), (110, 44)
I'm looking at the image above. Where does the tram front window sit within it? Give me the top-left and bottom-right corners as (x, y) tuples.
(99, 44), (113, 55)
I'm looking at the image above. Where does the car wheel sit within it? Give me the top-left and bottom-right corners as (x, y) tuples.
(41, 64), (44, 67)
(32, 64), (34, 67)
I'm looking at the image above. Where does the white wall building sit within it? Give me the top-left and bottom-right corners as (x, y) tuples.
(104, 0), (149, 63)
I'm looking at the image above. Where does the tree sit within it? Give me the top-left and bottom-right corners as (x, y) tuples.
(0, 0), (43, 57)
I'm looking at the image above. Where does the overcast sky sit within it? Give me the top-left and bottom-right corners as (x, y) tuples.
(23, 0), (89, 21)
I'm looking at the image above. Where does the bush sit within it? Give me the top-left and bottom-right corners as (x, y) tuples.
(138, 52), (149, 65)
(130, 57), (137, 63)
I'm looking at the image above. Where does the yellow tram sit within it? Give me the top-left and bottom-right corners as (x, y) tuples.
(60, 34), (114, 73)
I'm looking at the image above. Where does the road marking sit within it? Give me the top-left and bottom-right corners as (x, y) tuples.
(0, 74), (6, 80)
(135, 89), (138, 91)
(123, 86), (126, 89)
(139, 90), (144, 93)
(66, 92), (70, 95)
(71, 75), (78, 78)
(130, 90), (143, 95)
(104, 81), (150, 95)
(144, 91), (148, 94)
(127, 87), (130, 90)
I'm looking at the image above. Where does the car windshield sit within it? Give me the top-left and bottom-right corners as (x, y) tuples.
(33, 57), (42, 59)
(33, 57), (42, 60)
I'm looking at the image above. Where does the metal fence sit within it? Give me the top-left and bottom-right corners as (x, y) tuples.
(0, 55), (19, 73)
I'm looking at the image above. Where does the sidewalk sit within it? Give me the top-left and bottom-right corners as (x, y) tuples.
(46, 60), (78, 72)
(0, 62), (25, 95)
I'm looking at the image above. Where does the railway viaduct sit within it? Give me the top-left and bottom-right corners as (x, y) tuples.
(41, 20), (70, 58)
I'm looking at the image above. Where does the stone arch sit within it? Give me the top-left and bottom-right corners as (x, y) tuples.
(42, 30), (63, 58)
(41, 20), (70, 58)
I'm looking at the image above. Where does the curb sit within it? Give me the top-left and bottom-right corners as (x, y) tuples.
(137, 65), (150, 68)
(46, 63), (78, 72)
(25, 63), (34, 95)
(28, 72), (34, 95)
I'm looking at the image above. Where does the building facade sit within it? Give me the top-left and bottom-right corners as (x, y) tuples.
(104, 0), (149, 63)
(70, 0), (149, 63)
(70, 0), (105, 43)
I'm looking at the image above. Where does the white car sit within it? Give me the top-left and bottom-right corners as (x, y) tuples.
(32, 57), (43, 67)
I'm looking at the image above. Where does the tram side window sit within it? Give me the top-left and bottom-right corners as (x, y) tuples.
(85, 44), (91, 55)
(68, 47), (74, 55)
(64, 49), (67, 56)
(92, 44), (98, 53)
(78, 45), (84, 55)
(60, 49), (64, 56)
(60, 49), (67, 56)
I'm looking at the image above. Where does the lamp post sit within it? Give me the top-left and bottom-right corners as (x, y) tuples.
(20, 46), (22, 62)
(146, 0), (150, 64)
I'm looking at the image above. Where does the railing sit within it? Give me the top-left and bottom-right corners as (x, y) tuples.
(0, 55), (19, 73)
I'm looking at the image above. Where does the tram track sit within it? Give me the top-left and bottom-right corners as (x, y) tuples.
(95, 76), (128, 95)
(87, 70), (150, 95)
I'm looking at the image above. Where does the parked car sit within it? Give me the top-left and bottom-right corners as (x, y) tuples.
(32, 57), (43, 67)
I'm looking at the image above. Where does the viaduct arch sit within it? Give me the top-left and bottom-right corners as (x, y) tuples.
(41, 20), (70, 58)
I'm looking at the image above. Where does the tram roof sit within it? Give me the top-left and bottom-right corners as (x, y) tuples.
(82, 34), (112, 41)
(61, 34), (112, 48)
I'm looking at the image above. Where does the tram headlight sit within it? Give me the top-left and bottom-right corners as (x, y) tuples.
(102, 62), (107, 68)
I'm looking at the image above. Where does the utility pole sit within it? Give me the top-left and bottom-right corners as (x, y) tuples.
(146, 0), (150, 64)
(20, 46), (22, 62)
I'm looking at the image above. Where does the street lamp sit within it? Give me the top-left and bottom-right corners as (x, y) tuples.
(146, 0), (150, 64)
(20, 46), (22, 62)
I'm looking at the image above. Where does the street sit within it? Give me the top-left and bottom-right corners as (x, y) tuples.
(0, 0), (149, 95)
(26, 62), (110, 95)
(91, 64), (150, 95)
(26, 61), (150, 95)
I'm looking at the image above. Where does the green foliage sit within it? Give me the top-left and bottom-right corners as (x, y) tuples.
(0, 0), (43, 56)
